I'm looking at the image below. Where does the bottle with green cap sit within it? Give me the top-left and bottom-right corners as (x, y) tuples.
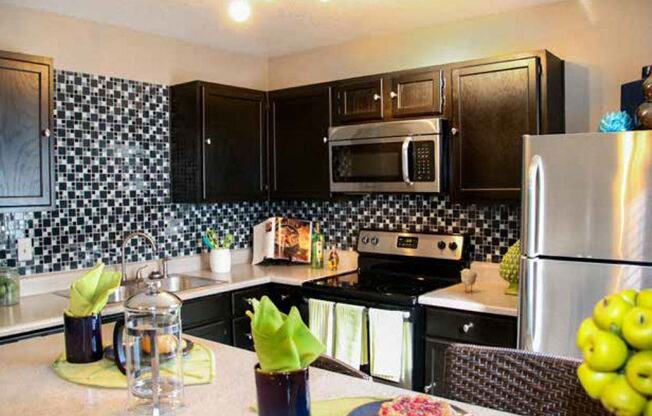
(311, 222), (324, 269)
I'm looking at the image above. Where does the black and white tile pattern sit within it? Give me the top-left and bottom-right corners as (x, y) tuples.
(0, 70), (520, 275)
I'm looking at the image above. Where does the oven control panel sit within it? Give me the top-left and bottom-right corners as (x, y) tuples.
(357, 230), (465, 261)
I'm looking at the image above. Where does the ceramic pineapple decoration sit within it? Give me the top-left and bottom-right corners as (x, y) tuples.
(499, 240), (521, 296)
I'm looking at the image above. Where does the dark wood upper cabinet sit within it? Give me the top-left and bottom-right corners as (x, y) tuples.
(0, 51), (54, 212)
(449, 51), (564, 202)
(170, 81), (266, 202)
(332, 77), (384, 124)
(269, 84), (331, 199)
(389, 70), (444, 118)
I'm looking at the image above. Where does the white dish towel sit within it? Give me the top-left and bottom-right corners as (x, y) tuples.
(369, 308), (404, 383)
(334, 303), (368, 369)
(308, 298), (335, 356)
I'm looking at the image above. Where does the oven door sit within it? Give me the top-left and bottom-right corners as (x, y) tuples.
(329, 135), (441, 193)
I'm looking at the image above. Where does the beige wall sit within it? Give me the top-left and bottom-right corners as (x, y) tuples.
(269, 0), (652, 132)
(0, 4), (268, 89)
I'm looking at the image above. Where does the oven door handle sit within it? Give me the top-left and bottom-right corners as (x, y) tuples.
(401, 136), (414, 186)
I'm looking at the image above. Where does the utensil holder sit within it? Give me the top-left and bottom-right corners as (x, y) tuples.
(209, 248), (231, 274)
(255, 364), (310, 416)
(64, 313), (103, 363)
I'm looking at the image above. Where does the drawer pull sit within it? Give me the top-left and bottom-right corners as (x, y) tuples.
(245, 333), (253, 341)
(245, 298), (256, 305)
(424, 382), (436, 393)
(462, 322), (474, 333)
(280, 294), (290, 301)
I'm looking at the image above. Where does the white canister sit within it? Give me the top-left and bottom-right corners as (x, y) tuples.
(209, 249), (231, 274)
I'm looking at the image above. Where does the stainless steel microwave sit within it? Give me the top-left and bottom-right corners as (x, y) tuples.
(328, 118), (445, 193)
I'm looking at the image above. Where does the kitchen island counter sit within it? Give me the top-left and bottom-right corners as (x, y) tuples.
(0, 326), (514, 416)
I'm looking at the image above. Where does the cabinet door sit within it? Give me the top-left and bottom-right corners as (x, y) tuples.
(333, 77), (383, 124)
(424, 338), (451, 397)
(232, 315), (255, 351)
(390, 70), (443, 118)
(203, 85), (266, 201)
(451, 57), (539, 201)
(0, 51), (53, 211)
(270, 85), (331, 198)
(185, 320), (232, 345)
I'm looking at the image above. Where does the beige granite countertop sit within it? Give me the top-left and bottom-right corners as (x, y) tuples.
(0, 326), (514, 416)
(418, 262), (519, 317)
(0, 251), (358, 339)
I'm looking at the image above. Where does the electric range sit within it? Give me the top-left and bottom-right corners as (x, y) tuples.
(301, 229), (469, 392)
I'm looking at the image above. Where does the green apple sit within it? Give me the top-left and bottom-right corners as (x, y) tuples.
(644, 401), (652, 416)
(623, 307), (652, 349)
(601, 375), (647, 416)
(626, 351), (652, 395)
(620, 289), (639, 306)
(583, 329), (629, 372)
(577, 362), (618, 399)
(593, 294), (633, 333)
(638, 289), (652, 310)
(577, 318), (600, 350)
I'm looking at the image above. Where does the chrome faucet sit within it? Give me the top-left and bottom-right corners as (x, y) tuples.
(121, 231), (167, 285)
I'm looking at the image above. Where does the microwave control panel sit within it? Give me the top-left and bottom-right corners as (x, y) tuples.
(413, 141), (435, 181)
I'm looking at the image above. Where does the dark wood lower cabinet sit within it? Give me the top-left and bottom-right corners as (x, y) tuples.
(232, 315), (255, 351)
(185, 320), (232, 345)
(424, 307), (517, 396)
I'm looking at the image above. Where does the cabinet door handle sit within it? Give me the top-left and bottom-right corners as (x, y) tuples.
(424, 382), (436, 393)
(42, 128), (51, 138)
(373, 93), (381, 101)
(390, 91), (398, 99)
(451, 128), (459, 136)
(280, 294), (290, 301)
(245, 333), (253, 341)
(323, 137), (328, 144)
(462, 322), (474, 333)
(205, 138), (212, 145)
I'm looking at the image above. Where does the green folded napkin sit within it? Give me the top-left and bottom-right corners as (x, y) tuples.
(247, 296), (325, 372)
(64, 262), (122, 317)
(52, 341), (215, 388)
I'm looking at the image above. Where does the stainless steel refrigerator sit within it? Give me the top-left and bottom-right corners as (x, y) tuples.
(519, 131), (652, 358)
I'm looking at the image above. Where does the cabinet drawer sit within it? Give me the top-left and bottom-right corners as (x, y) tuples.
(185, 320), (232, 345)
(425, 307), (517, 347)
(232, 315), (255, 351)
(181, 293), (231, 329)
(232, 285), (271, 318)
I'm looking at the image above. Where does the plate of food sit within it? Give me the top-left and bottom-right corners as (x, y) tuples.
(348, 395), (470, 416)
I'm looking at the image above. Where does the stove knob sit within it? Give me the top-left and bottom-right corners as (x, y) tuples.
(437, 241), (446, 250)
(361, 236), (370, 245)
(370, 236), (379, 246)
(449, 242), (458, 251)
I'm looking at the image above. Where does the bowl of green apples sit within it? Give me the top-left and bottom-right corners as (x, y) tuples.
(577, 289), (652, 415)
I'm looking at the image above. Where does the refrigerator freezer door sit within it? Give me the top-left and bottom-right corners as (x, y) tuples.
(522, 131), (652, 262)
(519, 257), (652, 358)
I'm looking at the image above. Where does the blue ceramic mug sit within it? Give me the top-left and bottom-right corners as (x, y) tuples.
(254, 364), (310, 416)
(63, 313), (103, 363)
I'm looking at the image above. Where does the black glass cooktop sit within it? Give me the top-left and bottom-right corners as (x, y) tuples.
(302, 271), (457, 306)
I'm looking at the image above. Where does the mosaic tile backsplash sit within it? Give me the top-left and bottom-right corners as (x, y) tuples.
(0, 70), (519, 275)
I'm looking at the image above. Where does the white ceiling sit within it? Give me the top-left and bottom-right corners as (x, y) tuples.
(1, 0), (563, 57)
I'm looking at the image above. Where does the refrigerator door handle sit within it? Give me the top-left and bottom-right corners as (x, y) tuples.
(519, 257), (538, 351)
(526, 155), (544, 256)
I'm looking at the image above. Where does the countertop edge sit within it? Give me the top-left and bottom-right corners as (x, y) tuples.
(418, 296), (518, 317)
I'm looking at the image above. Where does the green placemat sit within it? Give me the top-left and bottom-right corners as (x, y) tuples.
(250, 397), (385, 416)
(52, 342), (215, 388)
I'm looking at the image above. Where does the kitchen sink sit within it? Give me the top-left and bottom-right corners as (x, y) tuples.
(53, 274), (222, 304)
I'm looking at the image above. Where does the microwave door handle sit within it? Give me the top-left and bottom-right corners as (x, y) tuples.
(401, 136), (414, 186)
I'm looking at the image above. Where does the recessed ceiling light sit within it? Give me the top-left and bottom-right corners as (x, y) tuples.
(228, 0), (251, 23)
